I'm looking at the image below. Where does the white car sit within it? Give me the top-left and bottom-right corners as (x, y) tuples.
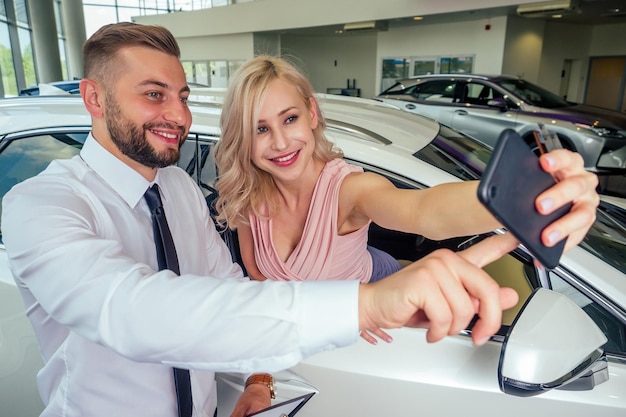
(1, 95), (625, 417)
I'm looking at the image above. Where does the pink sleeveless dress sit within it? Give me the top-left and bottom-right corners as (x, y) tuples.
(249, 159), (373, 282)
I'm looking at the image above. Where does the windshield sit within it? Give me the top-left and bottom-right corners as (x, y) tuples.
(498, 78), (571, 109)
(580, 201), (626, 274)
(413, 124), (492, 181)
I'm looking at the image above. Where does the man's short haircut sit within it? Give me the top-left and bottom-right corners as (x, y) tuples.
(83, 22), (180, 81)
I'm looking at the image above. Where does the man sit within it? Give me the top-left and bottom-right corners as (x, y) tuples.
(1, 22), (598, 417)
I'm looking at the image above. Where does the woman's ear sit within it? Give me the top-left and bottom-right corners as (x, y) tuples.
(79, 78), (104, 118)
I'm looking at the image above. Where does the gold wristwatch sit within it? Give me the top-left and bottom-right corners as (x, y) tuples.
(245, 373), (276, 399)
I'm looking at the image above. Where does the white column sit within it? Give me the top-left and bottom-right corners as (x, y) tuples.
(27, 0), (63, 82)
(60, 0), (87, 79)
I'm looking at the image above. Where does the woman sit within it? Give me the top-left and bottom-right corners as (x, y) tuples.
(213, 55), (598, 343)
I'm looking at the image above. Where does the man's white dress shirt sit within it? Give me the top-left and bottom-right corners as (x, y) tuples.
(1, 134), (358, 417)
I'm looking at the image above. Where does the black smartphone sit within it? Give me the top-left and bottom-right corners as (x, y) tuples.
(477, 129), (571, 269)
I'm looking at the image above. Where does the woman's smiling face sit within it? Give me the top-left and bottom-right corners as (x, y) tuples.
(251, 78), (319, 183)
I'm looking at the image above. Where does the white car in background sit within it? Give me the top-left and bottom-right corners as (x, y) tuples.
(1, 95), (625, 417)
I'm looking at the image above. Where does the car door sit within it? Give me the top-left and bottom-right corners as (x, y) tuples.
(448, 81), (524, 147)
(290, 163), (626, 417)
(0, 128), (89, 417)
(292, 246), (626, 417)
(0, 128), (220, 417)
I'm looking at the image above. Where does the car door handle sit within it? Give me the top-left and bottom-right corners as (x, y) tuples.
(455, 109), (468, 115)
(405, 104), (416, 110)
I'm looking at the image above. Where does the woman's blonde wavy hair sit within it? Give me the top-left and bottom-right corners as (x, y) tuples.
(214, 55), (343, 229)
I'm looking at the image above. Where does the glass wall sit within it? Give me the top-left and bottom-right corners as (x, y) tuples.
(0, 0), (232, 97)
(0, 0), (34, 97)
(54, 0), (67, 79)
(82, 0), (225, 37)
(0, 3), (16, 96)
(182, 59), (244, 88)
(0, 21), (17, 96)
(380, 55), (475, 93)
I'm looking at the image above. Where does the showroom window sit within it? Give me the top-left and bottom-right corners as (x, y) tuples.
(53, 0), (68, 79)
(0, 0), (34, 97)
(381, 55), (474, 93)
(0, 9), (18, 96)
(182, 59), (244, 88)
(82, 0), (229, 37)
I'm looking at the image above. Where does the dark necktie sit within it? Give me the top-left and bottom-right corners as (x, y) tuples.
(144, 184), (193, 417)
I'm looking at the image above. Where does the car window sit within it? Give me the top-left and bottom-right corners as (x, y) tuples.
(410, 80), (458, 103)
(459, 234), (626, 357)
(0, 132), (88, 242)
(339, 162), (532, 325)
(178, 134), (219, 198)
(339, 163), (626, 358)
(463, 82), (503, 106)
(346, 159), (473, 263)
(380, 81), (411, 94)
(498, 79), (570, 109)
(490, 250), (626, 357)
(579, 207), (626, 275)
(0, 131), (219, 244)
(413, 124), (492, 181)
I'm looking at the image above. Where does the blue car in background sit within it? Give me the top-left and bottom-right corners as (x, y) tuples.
(19, 80), (81, 96)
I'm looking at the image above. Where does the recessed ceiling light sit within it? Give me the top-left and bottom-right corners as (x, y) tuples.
(413, 16), (423, 21)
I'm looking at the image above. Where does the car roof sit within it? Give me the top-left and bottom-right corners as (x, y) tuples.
(188, 87), (442, 153)
(389, 74), (520, 87)
(0, 94), (441, 155)
(317, 94), (439, 153)
(0, 96), (92, 132)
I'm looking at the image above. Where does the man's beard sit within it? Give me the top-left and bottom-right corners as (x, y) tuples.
(105, 93), (183, 168)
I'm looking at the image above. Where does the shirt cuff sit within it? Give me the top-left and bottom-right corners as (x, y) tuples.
(297, 280), (360, 358)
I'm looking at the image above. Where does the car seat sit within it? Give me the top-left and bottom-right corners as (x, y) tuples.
(205, 189), (248, 276)
(477, 86), (491, 105)
(453, 85), (468, 103)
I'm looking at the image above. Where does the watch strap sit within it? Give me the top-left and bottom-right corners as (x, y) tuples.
(245, 373), (276, 399)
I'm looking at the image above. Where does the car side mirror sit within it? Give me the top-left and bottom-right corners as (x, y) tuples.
(498, 288), (609, 397)
(487, 97), (508, 112)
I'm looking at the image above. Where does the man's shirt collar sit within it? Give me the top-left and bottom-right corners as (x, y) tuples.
(80, 133), (152, 209)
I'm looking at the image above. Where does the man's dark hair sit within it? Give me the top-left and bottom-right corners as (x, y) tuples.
(83, 22), (180, 81)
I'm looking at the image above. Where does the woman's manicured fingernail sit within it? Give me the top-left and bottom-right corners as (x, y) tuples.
(546, 230), (561, 245)
(539, 198), (554, 212)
